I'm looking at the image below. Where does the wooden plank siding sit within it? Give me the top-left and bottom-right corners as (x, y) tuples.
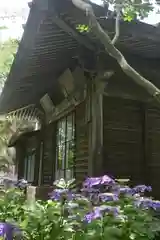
(147, 106), (160, 199)
(16, 133), (41, 185)
(103, 96), (144, 186)
(75, 101), (89, 185)
(41, 123), (56, 185)
(16, 142), (26, 180)
(15, 94), (160, 201)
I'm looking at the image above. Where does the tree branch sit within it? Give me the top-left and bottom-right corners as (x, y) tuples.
(72, 0), (160, 103)
(112, 7), (120, 44)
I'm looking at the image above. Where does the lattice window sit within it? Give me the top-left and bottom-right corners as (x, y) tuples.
(24, 149), (35, 183)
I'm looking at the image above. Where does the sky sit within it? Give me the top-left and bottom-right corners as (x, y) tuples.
(0, 0), (29, 41)
(0, 0), (160, 41)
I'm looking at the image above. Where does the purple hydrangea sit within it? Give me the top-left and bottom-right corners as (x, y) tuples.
(83, 175), (115, 188)
(15, 179), (28, 190)
(49, 189), (74, 201)
(84, 208), (102, 223)
(94, 205), (120, 216)
(152, 200), (160, 210)
(134, 196), (160, 210)
(0, 222), (21, 240)
(98, 193), (119, 202)
(84, 205), (120, 223)
(133, 185), (152, 194)
(81, 187), (100, 193)
(119, 187), (133, 195)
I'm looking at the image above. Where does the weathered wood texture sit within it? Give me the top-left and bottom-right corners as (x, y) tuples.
(89, 78), (104, 177)
(41, 123), (56, 185)
(16, 142), (25, 179)
(75, 101), (89, 185)
(103, 96), (144, 186)
(16, 133), (40, 184)
(104, 71), (150, 102)
(147, 106), (160, 199)
(25, 134), (40, 185)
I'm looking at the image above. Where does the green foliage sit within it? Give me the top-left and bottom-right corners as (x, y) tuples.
(76, 24), (90, 32)
(0, 38), (18, 87)
(76, 0), (154, 33)
(0, 176), (160, 239)
(0, 117), (38, 173)
(103, 0), (153, 21)
(0, 120), (14, 172)
(0, 38), (19, 172)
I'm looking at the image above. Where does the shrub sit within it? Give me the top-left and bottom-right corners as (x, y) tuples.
(0, 176), (160, 239)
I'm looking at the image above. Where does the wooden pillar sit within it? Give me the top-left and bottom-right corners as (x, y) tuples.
(34, 132), (42, 186)
(38, 141), (44, 186)
(142, 103), (150, 185)
(90, 77), (104, 177)
(41, 123), (56, 185)
(16, 142), (25, 179)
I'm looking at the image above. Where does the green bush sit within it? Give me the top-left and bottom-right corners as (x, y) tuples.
(0, 176), (160, 239)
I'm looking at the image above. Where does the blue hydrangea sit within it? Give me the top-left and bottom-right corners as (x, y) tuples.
(49, 189), (74, 201)
(15, 179), (28, 190)
(98, 192), (119, 202)
(133, 185), (152, 194)
(0, 222), (21, 240)
(83, 175), (115, 188)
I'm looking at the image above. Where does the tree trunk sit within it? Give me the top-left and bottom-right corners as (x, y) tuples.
(72, 0), (160, 103)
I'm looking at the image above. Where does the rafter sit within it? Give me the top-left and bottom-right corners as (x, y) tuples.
(52, 15), (95, 51)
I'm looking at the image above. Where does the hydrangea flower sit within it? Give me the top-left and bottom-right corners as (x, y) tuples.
(83, 175), (115, 188)
(0, 222), (21, 240)
(133, 185), (152, 194)
(84, 204), (120, 223)
(119, 186), (133, 195)
(49, 189), (74, 201)
(81, 187), (100, 193)
(94, 205), (120, 216)
(84, 208), (102, 223)
(98, 192), (119, 202)
(15, 179), (28, 190)
(134, 197), (160, 210)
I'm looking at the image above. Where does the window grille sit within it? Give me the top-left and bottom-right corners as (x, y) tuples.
(55, 113), (75, 180)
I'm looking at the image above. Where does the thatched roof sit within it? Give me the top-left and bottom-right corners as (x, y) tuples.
(1, 0), (160, 113)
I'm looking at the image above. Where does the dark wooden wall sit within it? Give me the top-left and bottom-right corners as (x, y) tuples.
(15, 88), (160, 200)
(146, 106), (160, 199)
(16, 132), (41, 185)
(102, 96), (160, 199)
(104, 70), (150, 102)
(103, 96), (144, 185)
(75, 101), (89, 185)
(41, 123), (56, 185)
(16, 142), (25, 180)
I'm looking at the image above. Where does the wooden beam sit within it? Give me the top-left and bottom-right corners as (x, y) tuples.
(38, 141), (44, 186)
(89, 76), (104, 177)
(58, 69), (75, 97)
(142, 104), (150, 185)
(51, 89), (86, 123)
(52, 16), (95, 51)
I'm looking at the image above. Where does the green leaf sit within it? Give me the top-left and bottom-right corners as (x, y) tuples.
(104, 226), (123, 238)
(54, 178), (66, 188)
(66, 178), (76, 189)
(76, 24), (90, 33)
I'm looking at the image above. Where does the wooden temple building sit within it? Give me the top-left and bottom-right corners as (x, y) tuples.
(1, 0), (160, 198)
